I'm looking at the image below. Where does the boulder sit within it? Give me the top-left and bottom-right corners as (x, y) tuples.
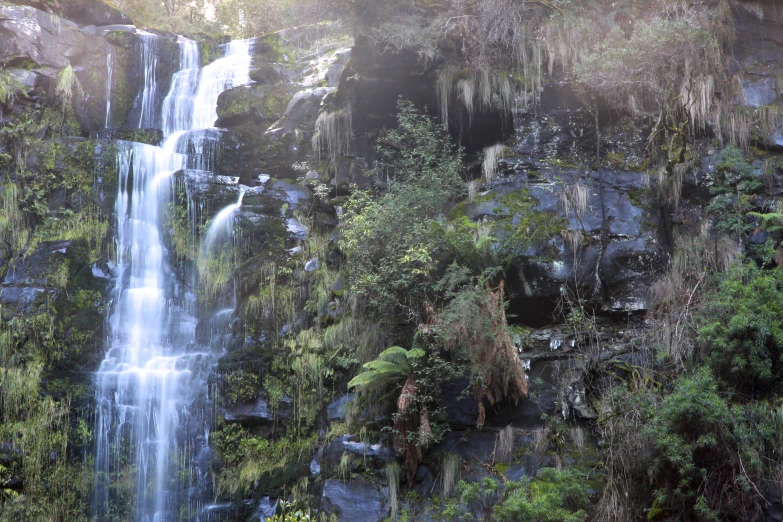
(62, 0), (132, 27)
(0, 5), (86, 70)
(217, 86), (325, 182)
(321, 435), (393, 472)
(216, 83), (297, 129)
(321, 479), (387, 522)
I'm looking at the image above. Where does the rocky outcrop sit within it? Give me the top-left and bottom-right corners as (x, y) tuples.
(321, 479), (388, 522)
(731, 1), (783, 108)
(216, 31), (352, 182)
(62, 0), (132, 27)
(8, 0), (131, 27)
(460, 167), (665, 314)
(0, 4), (177, 133)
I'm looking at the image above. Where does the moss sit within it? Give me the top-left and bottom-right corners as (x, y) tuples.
(604, 150), (626, 169)
(106, 129), (163, 145)
(626, 187), (648, 208)
(218, 83), (296, 125)
(494, 462), (510, 474)
(495, 189), (567, 240)
(647, 498), (665, 520)
(106, 30), (137, 49)
(544, 157), (580, 169)
(108, 49), (136, 129)
(447, 201), (468, 220)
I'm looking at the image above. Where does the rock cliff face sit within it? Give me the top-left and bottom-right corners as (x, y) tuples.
(3, 0), (783, 520)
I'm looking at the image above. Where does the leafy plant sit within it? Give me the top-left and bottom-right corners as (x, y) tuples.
(349, 346), (427, 483)
(341, 99), (464, 315)
(494, 468), (590, 522)
(698, 263), (783, 394)
(706, 146), (762, 239)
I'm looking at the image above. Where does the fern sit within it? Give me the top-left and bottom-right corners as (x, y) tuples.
(347, 346), (424, 393)
(748, 211), (783, 233)
(55, 63), (83, 107)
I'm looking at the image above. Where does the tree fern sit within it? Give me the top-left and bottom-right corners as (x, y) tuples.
(347, 346), (423, 393)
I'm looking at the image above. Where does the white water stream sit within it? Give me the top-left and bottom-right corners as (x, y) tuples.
(93, 37), (252, 522)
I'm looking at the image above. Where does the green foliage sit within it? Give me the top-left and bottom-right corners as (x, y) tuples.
(213, 421), (314, 496)
(489, 189), (567, 259)
(265, 500), (313, 521)
(55, 63), (83, 109)
(0, 364), (92, 521)
(646, 368), (732, 495)
(440, 470), (589, 521)
(748, 210), (783, 233)
(494, 468), (590, 522)
(698, 263), (783, 394)
(706, 146), (762, 239)
(0, 72), (24, 114)
(640, 367), (765, 521)
(348, 346), (424, 395)
(224, 369), (260, 404)
(342, 99), (464, 314)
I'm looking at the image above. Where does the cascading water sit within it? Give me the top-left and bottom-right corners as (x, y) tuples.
(93, 37), (252, 522)
(137, 31), (160, 129)
(105, 52), (113, 128)
(203, 189), (246, 252)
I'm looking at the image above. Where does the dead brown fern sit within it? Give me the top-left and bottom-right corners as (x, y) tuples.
(427, 281), (528, 429)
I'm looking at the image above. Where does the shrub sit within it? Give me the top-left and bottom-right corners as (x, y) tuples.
(428, 267), (528, 428)
(224, 369), (260, 404)
(494, 468), (590, 522)
(705, 146), (761, 239)
(698, 263), (783, 394)
(341, 99), (464, 315)
(643, 367), (760, 520)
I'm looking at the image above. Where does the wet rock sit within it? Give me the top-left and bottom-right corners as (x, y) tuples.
(459, 168), (665, 314)
(220, 394), (292, 425)
(3, 240), (71, 287)
(327, 393), (354, 421)
(220, 396), (273, 424)
(321, 435), (393, 472)
(0, 5), (86, 70)
(250, 63), (284, 85)
(0, 240), (72, 313)
(252, 496), (278, 521)
(304, 258), (320, 272)
(321, 478), (387, 522)
(216, 83), (296, 129)
(119, 31), (180, 131)
(219, 87), (328, 181)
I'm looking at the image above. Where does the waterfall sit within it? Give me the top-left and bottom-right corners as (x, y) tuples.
(105, 52), (113, 128)
(137, 31), (160, 129)
(203, 189), (246, 252)
(93, 36), (252, 522)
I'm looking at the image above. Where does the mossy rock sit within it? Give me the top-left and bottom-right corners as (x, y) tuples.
(96, 128), (163, 145)
(216, 83), (297, 129)
(105, 29), (137, 49)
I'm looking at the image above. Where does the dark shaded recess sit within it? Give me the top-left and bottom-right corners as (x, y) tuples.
(339, 36), (513, 164)
(505, 294), (561, 329)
